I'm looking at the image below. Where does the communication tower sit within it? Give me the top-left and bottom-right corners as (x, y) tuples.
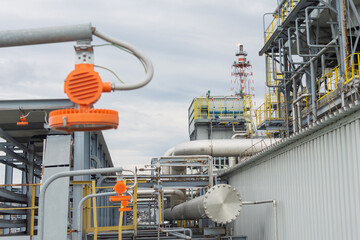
(231, 44), (255, 98)
(231, 44), (255, 133)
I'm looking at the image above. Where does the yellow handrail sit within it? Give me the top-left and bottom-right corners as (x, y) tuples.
(317, 52), (360, 101)
(79, 180), (138, 240)
(264, 0), (300, 43)
(193, 97), (244, 120)
(256, 91), (285, 128)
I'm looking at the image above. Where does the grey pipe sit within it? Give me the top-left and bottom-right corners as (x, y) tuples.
(0, 23), (92, 47)
(77, 191), (117, 240)
(164, 184), (242, 224)
(38, 166), (123, 240)
(305, 6), (337, 48)
(287, 39), (337, 86)
(96, 169), (137, 191)
(160, 228), (192, 240)
(91, 155), (103, 168)
(271, 47), (284, 81)
(292, 94), (311, 132)
(310, 61), (317, 121)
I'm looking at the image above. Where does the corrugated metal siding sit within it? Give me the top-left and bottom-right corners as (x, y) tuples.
(229, 114), (360, 239)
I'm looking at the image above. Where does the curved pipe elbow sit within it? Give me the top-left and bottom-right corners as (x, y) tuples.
(92, 29), (154, 91)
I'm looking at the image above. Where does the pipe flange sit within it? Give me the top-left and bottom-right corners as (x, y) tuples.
(203, 184), (242, 224)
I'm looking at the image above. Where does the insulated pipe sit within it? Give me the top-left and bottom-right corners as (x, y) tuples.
(0, 23), (92, 47)
(164, 184), (242, 224)
(292, 94), (311, 132)
(168, 139), (281, 157)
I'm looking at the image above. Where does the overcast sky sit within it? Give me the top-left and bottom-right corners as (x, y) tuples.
(0, 0), (276, 168)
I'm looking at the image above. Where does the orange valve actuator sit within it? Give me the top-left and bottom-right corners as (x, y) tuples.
(49, 64), (119, 133)
(109, 180), (132, 212)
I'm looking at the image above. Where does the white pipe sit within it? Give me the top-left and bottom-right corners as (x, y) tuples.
(231, 133), (248, 139)
(162, 147), (175, 174)
(168, 139), (281, 157)
(228, 157), (237, 167)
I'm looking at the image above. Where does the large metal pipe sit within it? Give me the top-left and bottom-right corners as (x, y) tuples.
(0, 23), (92, 47)
(167, 139), (281, 157)
(164, 184), (242, 224)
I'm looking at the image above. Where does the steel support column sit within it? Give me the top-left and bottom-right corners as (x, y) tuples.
(72, 132), (90, 239)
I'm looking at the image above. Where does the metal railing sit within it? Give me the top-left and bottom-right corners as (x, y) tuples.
(318, 66), (339, 100)
(317, 53), (360, 101)
(0, 183), (40, 237)
(256, 93), (285, 128)
(77, 180), (138, 240)
(264, 0), (300, 42)
(193, 97), (244, 120)
(344, 53), (360, 84)
(266, 55), (283, 87)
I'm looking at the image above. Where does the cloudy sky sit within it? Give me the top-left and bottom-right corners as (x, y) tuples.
(0, 0), (276, 168)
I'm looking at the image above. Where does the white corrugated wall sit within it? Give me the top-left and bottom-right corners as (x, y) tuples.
(228, 112), (360, 239)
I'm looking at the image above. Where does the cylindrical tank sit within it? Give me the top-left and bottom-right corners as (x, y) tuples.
(164, 184), (242, 224)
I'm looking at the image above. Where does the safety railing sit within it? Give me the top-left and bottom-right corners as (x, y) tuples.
(193, 97), (244, 120)
(0, 183), (40, 237)
(75, 180), (138, 240)
(318, 66), (339, 100)
(317, 53), (360, 101)
(266, 55), (283, 87)
(264, 0), (300, 42)
(256, 93), (285, 128)
(344, 53), (360, 84)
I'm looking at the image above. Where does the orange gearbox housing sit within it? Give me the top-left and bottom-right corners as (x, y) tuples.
(49, 64), (118, 133)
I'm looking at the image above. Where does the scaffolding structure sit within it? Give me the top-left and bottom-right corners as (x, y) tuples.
(256, 0), (360, 136)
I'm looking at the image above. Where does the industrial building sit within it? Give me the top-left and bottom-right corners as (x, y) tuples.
(1, 0), (360, 239)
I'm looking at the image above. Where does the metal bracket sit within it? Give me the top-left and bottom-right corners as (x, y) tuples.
(74, 40), (94, 64)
